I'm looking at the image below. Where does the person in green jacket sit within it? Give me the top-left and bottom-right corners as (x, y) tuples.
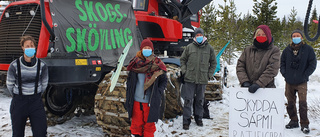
(180, 28), (217, 130)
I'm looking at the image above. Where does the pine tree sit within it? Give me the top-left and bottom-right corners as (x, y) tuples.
(252, 0), (277, 26)
(214, 0), (240, 64)
(288, 7), (297, 29)
(289, 7), (303, 32)
(279, 15), (289, 50)
(200, 2), (216, 43)
(271, 18), (284, 49)
(237, 12), (256, 50)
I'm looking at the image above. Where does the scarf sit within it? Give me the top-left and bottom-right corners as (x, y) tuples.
(127, 51), (167, 91)
(290, 42), (303, 50)
(290, 42), (304, 55)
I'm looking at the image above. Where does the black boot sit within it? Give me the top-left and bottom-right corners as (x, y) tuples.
(194, 115), (203, 127)
(183, 124), (189, 130)
(285, 120), (299, 129)
(133, 134), (143, 137)
(196, 120), (203, 127)
(301, 125), (310, 134)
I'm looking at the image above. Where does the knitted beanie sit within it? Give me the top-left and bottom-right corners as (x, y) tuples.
(140, 39), (154, 50)
(255, 25), (272, 44)
(291, 29), (304, 38)
(194, 28), (204, 36)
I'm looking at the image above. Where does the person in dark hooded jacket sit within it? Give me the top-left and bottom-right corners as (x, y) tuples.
(125, 39), (167, 137)
(236, 25), (280, 93)
(280, 29), (317, 134)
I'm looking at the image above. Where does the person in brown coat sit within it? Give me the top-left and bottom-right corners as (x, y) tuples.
(236, 25), (280, 93)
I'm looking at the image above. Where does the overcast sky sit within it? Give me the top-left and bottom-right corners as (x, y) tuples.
(213, 0), (320, 21)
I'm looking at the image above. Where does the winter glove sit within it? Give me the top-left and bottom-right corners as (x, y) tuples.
(241, 81), (251, 87)
(179, 72), (185, 84)
(248, 83), (260, 93)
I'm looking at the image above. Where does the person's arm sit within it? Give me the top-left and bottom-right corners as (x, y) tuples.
(158, 73), (168, 95)
(304, 46), (317, 77)
(256, 47), (281, 87)
(236, 48), (250, 85)
(180, 46), (189, 75)
(6, 62), (16, 96)
(208, 46), (217, 79)
(41, 62), (49, 93)
(280, 48), (287, 77)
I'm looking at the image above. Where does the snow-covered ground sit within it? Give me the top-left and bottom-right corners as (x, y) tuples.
(1, 60), (320, 137)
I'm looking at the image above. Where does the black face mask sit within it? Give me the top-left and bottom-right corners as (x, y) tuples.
(253, 39), (269, 49)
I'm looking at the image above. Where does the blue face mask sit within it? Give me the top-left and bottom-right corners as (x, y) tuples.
(292, 37), (302, 44)
(142, 49), (152, 57)
(24, 48), (36, 57)
(196, 36), (203, 43)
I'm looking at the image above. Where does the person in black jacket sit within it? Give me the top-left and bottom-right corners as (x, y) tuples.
(280, 29), (317, 134)
(125, 39), (167, 137)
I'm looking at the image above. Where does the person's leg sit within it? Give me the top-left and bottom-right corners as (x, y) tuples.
(202, 98), (211, 119)
(194, 84), (206, 126)
(285, 83), (298, 121)
(296, 83), (309, 128)
(29, 95), (47, 137)
(182, 82), (196, 127)
(142, 103), (156, 137)
(130, 101), (144, 136)
(10, 96), (28, 137)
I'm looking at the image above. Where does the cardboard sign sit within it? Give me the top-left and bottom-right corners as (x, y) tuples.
(229, 88), (284, 137)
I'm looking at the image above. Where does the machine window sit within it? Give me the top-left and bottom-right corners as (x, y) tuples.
(132, 0), (147, 10)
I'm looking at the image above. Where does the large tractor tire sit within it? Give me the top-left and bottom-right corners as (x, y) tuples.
(43, 85), (77, 126)
(94, 66), (183, 136)
(164, 64), (183, 118)
(43, 85), (96, 126)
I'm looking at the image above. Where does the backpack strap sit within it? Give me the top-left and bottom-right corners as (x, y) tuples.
(16, 58), (22, 95)
(34, 59), (41, 94)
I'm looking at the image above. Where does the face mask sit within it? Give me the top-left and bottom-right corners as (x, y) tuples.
(196, 36), (203, 43)
(292, 37), (302, 44)
(254, 39), (269, 49)
(256, 36), (267, 43)
(142, 49), (152, 57)
(24, 48), (36, 57)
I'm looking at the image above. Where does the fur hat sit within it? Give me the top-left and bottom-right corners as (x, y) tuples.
(291, 29), (304, 38)
(140, 39), (154, 50)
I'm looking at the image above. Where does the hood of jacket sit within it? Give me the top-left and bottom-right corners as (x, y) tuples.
(193, 36), (208, 47)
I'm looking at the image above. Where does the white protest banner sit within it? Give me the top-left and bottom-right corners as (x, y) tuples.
(229, 88), (284, 137)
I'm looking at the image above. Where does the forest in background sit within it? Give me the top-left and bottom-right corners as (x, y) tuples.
(200, 0), (320, 64)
